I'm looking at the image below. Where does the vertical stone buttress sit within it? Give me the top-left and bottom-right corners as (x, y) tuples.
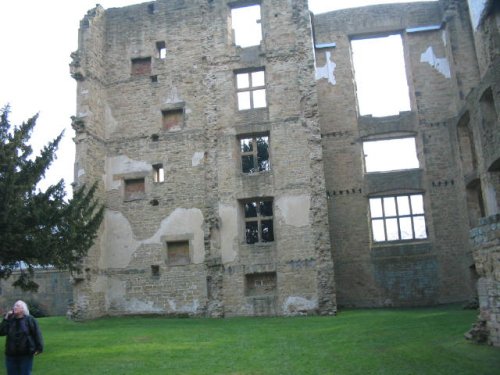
(69, 6), (108, 320)
(201, 1), (224, 318)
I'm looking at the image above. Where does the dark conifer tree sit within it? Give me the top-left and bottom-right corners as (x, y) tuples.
(0, 106), (104, 291)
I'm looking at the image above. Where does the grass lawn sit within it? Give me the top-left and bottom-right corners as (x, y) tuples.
(1, 305), (498, 374)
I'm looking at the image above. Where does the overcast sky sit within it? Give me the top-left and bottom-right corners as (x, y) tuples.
(0, 0), (437, 195)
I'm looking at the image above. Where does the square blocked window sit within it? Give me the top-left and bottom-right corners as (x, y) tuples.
(167, 240), (190, 266)
(124, 178), (145, 201)
(131, 57), (152, 75)
(162, 108), (184, 130)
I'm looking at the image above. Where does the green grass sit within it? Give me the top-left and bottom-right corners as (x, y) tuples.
(1, 305), (499, 374)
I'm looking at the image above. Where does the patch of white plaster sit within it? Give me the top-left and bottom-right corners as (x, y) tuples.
(467, 0), (487, 29)
(126, 298), (163, 313)
(77, 168), (85, 178)
(104, 155), (152, 191)
(163, 87), (182, 104)
(283, 296), (317, 316)
(219, 204), (238, 263)
(315, 51), (336, 85)
(104, 104), (118, 136)
(420, 46), (451, 78)
(276, 195), (310, 227)
(192, 152), (205, 167)
(100, 207), (205, 269)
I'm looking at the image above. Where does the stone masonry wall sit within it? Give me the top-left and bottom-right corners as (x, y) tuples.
(70, 0), (335, 319)
(313, 1), (476, 307)
(470, 214), (500, 346)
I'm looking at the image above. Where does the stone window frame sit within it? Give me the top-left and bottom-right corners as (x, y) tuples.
(238, 132), (270, 174)
(161, 102), (185, 131)
(369, 193), (428, 243)
(131, 56), (152, 76)
(362, 136), (420, 173)
(162, 235), (194, 266)
(152, 163), (165, 183)
(123, 177), (146, 201)
(235, 68), (267, 111)
(156, 41), (166, 59)
(241, 198), (274, 244)
(229, 2), (263, 48)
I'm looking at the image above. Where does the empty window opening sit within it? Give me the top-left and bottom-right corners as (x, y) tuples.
(131, 57), (152, 75)
(480, 88), (497, 140)
(245, 272), (277, 296)
(240, 134), (270, 174)
(153, 164), (164, 183)
(147, 3), (155, 14)
(162, 108), (184, 130)
(351, 34), (411, 117)
(236, 70), (266, 110)
(363, 137), (419, 172)
(244, 199), (274, 244)
(151, 265), (160, 277)
(166, 240), (190, 266)
(150, 75), (158, 83)
(124, 178), (145, 201)
(156, 41), (166, 59)
(466, 179), (486, 227)
(231, 4), (262, 48)
(369, 194), (427, 242)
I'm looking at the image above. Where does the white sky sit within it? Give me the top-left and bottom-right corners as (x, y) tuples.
(0, 0), (437, 195)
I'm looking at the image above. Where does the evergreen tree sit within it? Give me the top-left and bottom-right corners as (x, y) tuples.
(0, 106), (104, 291)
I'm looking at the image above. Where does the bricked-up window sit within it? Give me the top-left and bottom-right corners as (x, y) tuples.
(131, 57), (152, 75)
(240, 134), (270, 174)
(231, 4), (262, 48)
(156, 41), (166, 59)
(245, 272), (277, 296)
(167, 240), (190, 266)
(162, 108), (184, 130)
(153, 164), (164, 183)
(244, 199), (274, 244)
(363, 137), (419, 172)
(351, 34), (411, 117)
(124, 178), (145, 200)
(369, 194), (427, 242)
(236, 70), (266, 110)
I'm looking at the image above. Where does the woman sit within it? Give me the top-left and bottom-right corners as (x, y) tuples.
(0, 300), (44, 375)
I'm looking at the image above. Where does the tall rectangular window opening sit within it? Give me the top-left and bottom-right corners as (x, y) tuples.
(153, 164), (164, 183)
(244, 199), (274, 244)
(231, 4), (262, 48)
(236, 70), (266, 110)
(369, 194), (427, 242)
(363, 137), (419, 172)
(240, 134), (270, 174)
(156, 41), (166, 59)
(351, 34), (411, 117)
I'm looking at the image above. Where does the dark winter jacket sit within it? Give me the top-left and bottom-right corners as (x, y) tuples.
(0, 315), (44, 356)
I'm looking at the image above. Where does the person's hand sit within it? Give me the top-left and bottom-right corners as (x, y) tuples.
(4, 310), (13, 320)
(34, 351), (41, 356)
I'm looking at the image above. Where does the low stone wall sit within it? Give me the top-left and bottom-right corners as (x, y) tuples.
(468, 214), (500, 346)
(0, 270), (72, 316)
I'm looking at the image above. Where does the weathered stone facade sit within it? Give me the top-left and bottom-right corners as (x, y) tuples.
(69, 0), (499, 325)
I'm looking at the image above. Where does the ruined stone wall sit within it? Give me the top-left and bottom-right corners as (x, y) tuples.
(313, 1), (476, 307)
(71, 0), (335, 319)
(470, 214), (500, 346)
(0, 270), (72, 316)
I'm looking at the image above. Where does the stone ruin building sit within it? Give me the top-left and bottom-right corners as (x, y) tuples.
(65, 0), (499, 345)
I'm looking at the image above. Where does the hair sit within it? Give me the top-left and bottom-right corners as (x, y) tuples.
(14, 300), (30, 316)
